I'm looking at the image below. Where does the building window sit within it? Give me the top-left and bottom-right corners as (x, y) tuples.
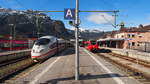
(132, 34), (135, 38)
(128, 34), (130, 38)
(139, 35), (142, 38)
(132, 42), (135, 46)
(128, 43), (131, 46)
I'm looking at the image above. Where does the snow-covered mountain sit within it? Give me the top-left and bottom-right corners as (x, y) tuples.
(80, 29), (102, 33)
(0, 7), (72, 39)
(67, 28), (104, 40)
(69, 27), (102, 33)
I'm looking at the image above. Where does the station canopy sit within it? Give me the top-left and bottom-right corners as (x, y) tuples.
(98, 38), (125, 41)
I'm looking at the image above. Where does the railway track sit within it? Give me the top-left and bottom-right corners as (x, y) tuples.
(0, 57), (35, 83)
(0, 56), (29, 67)
(108, 53), (150, 68)
(96, 51), (150, 84)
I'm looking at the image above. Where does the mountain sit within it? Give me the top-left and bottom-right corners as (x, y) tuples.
(67, 28), (105, 40)
(0, 8), (72, 39)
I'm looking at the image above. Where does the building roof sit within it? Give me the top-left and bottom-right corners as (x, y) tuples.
(119, 25), (150, 33)
(98, 38), (125, 41)
(103, 24), (150, 39)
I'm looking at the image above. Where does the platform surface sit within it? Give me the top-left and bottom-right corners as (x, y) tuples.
(14, 47), (141, 84)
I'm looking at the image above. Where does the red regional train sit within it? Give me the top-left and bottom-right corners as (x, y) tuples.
(0, 40), (29, 51)
(84, 40), (99, 52)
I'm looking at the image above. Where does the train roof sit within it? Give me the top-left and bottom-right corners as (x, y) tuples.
(39, 36), (57, 39)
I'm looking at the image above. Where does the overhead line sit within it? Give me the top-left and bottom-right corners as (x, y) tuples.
(101, 15), (116, 28)
(33, 10), (119, 13)
(80, 10), (119, 12)
(34, 11), (64, 13)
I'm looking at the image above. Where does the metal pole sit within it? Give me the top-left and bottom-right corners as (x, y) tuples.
(9, 24), (14, 51)
(36, 14), (39, 38)
(13, 25), (16, 40)
(114, 12), (117, 28)
(10, 26), (13, 51)
(112, 12), (117, 28)
(145, 42), (147, 52)
(75, 0), (79, 80)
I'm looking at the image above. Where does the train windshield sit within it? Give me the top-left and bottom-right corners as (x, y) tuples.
(35, 38), (50, 45)
(90, 41), (96, 45)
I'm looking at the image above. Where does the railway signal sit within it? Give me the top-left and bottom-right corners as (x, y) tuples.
(69, 21), (75, 26)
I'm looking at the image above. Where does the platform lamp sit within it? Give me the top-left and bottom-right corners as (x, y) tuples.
(9, 24), (14, 51)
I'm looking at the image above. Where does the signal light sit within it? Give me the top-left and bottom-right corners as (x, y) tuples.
(69, 21), (75, 26)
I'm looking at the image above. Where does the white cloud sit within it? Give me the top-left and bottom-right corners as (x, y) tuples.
(86, 13), (114, 24)
(147, 16), (150, 20)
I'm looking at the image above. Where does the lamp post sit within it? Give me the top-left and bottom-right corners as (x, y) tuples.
(9, 24), (14, 51)
(36, 14), (44, 38)
(36, 14), (40, 38)
(13, 25), (16, 40)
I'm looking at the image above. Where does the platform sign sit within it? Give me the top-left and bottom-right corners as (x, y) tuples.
(64, 8), (75, 20)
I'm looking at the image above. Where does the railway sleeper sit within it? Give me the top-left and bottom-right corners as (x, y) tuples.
(110, 53), (150, 67)
(97, 53), (150, 82)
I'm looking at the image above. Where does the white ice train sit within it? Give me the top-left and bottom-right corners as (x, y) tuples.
(31, 36), (67, 62)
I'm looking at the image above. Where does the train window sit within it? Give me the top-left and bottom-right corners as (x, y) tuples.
(49, 43), (57, 49)
(35, 38), (50, 45)
(4, 43), (10, 47)
(90, 41), (96, 45)
(128, 34), (130, 38)
(85, 43), (88, 46)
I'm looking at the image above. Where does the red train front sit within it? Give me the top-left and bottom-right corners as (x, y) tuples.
(84, 40), (99, 52)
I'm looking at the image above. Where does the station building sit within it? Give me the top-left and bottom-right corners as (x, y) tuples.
(98, 23), (150, 52)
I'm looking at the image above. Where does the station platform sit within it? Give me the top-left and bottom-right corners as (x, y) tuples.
(14, 47), (141, 84)
(101, 47), (150, 62)
(0, 49), (31, 56)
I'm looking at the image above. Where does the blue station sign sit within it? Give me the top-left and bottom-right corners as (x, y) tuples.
(64, 8), (75, 20)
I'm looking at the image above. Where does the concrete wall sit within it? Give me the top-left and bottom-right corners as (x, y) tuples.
(103, 47), (150, 62)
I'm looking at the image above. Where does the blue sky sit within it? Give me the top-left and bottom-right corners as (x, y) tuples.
(0, 0), (150, 31)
